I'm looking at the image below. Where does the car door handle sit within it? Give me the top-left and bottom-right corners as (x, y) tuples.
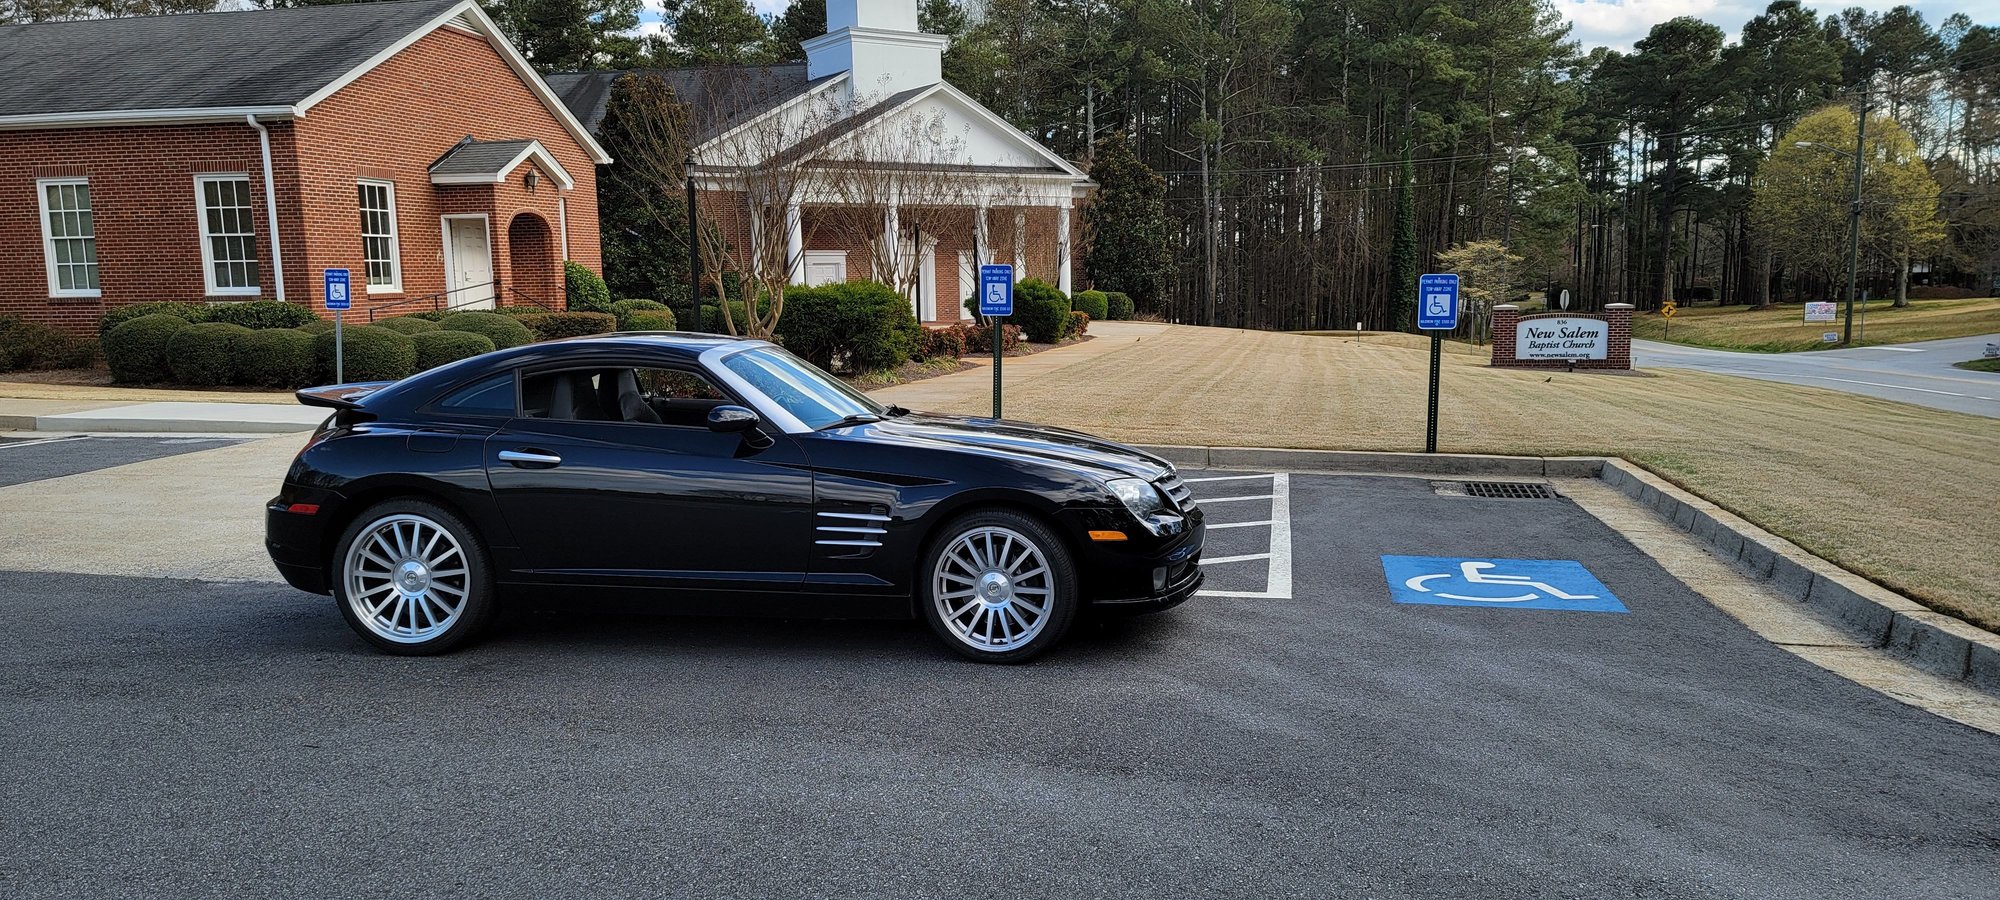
(498, 449), (563, 468)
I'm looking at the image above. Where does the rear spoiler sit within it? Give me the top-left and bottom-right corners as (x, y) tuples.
(295, 382), (393, 411)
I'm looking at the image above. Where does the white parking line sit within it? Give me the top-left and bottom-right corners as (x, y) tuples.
(1200, 494), (1275, 504)
(1195, 473), (1293, 600)
(1185, 474), (1275, 484)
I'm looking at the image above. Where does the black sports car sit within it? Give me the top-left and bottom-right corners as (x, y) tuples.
(267, 332), (1204, 662)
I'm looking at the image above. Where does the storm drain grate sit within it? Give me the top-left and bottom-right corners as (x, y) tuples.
(1436, 480), (1559, 500)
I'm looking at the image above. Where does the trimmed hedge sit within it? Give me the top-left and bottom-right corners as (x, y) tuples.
(105, 314), (191, 383)
(1071, 290), (1109, 321)
(963, 322), (1023, 353)
(1105, 291), (1135, 320)
(916, 326), (967, 360)
(619, 311), (678, 332)
(612, 299), (671, 330)
(166, 321), (253, 386)
(295, 319), (337, 335)
(436, 311), (535, 349)
(99, 302), (209, 339)
(376, 316), (440, 335)
(776, 281), (920, 373)
(1012, 278), (1071, 343)
(235, 328), (317, 388)
(517, 311), (617, 341)
(313, 325), (415, 383)
(205, 300), (318, 331)
(0, 317), (96, 371)
(565, 261), (613, 313)
(401, 310), (452, 322)
(413, 330), (496, 372)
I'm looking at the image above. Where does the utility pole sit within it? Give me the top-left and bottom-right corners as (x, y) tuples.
(1841, 91), (1869, 346)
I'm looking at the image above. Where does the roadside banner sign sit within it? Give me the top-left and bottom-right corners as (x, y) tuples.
(1381, 555), (1626, 613)
(1417, 274), (1459, 330)
(323, 269), (351, 311)
(1822, 332), (1839, 343)
(1804, 302), (1836, 323)
(978, 264), (1014, 317)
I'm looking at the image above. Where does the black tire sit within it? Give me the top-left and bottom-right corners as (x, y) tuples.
(331, 498), (496, 655)
(919, 509), (1079, 663)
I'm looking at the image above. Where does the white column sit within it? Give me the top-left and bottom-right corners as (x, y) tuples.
(1013, 210), (1027, 273)
(786, 200), (803, 284)
(882, 200), (900, 283)
(975, 202), (990, 266)
(1056, 200), (1072, 294)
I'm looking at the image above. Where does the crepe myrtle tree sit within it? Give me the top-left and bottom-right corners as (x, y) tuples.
(1435, 239), (1522, 345)
(677, 71), (849, 338)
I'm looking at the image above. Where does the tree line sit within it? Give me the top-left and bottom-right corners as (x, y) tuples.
(15, 0), (1994, 334)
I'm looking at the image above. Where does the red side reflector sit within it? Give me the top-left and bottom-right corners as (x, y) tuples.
(286, 503), (320, 515)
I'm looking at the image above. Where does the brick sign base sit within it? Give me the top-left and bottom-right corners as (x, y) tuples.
(1491, 303), (1633, 370)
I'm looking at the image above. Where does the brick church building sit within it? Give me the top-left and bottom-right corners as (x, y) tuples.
(0, 0), (608, 333)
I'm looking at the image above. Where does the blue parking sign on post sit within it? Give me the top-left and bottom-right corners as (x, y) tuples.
(978, 264), (1014, 317)
(1417, 273), (1458, 330)
(324, 268), (351, 384)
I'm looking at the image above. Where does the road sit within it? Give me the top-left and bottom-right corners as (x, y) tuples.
(1634, 332), (2000, 418)
(3, 465), (1995, 898)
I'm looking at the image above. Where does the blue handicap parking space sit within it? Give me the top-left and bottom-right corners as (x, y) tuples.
(1380, 555), (1626, 613)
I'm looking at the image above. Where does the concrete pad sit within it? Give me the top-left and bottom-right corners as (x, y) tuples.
(0, 434), (298, 581)
(0, 398), (121, 430)
(37, 401), (327, 433)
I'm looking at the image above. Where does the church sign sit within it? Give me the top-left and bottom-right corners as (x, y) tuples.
(1515, 317), (1609, 360)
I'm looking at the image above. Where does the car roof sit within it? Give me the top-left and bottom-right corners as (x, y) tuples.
(358, 331), (770, 415)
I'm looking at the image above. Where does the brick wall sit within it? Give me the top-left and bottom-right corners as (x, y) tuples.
(1, 25), (602, 332)
(1491, 303), (1633, 370)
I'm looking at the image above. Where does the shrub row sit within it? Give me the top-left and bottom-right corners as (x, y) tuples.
(101, 312), (506, 386)
(0, 315), (96, 372)
(97, 300), (316, 338)
(516, 311), (617, 341)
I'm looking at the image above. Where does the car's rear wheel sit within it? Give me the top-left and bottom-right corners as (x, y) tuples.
(332, 499), (494, 655)
(921, 510), (1077, 663)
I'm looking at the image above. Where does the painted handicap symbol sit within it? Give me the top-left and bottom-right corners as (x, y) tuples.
(1380, 555), (1627, 613)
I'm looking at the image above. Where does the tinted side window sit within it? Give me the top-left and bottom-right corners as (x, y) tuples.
(435, 373), (515, 418)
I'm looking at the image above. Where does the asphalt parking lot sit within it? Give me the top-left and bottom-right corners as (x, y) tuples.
(0, 434), (244, 487)
(2, 466), (1997, 898)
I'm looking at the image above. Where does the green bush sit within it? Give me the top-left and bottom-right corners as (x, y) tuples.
(436, 311), (535, 350)
(1067, 310), (1090, 339)
(495, 305), (549, 318)
(166, 322), (253, 386)
(915, 326), (967, 360)
(776, 281), (920, 373)
(103, 314), (192, 383)
(402, 310), (451, 322)
(619, 311), (678, 331)
(0, 317), (96, 371)
(701, 298), (773, 333)
(1105, 291), (1135, 320)
(376, 316), (439, 335)
(295, 319), (337, 335)
(412, 330), (496, 372)
(1012, 279), (1071, 343)
(1071, 290), (1109, 321)
(313, 325), (415, 383)
(99, 302), (209, 339)
(204, 300), (318, 331)
(565, 261), (613, 313)
(611, 299), (671, 330)
(234, 328), (317, 388)
(961, 322), (1023, 354)
(517, 311), (617, 341)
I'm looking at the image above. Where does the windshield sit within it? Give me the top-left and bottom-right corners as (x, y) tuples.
(718, 345), (885, 430)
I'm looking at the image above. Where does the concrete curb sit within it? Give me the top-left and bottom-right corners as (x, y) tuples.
(1145, 444), (2000, 693)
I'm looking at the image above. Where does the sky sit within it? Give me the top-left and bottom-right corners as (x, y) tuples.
(636, 1), (1997, 53)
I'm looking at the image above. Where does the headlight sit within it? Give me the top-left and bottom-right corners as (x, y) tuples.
(1107, 478), (1179, 534)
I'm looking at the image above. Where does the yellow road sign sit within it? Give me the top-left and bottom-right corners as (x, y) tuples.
(1661, 299), (1678, 319)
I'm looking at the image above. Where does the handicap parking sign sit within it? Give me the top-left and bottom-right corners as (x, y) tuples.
(1380, 555), (1626, 613)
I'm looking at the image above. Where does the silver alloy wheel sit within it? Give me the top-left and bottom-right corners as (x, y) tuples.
(933, 525), (1054, 652)
(343, 513), (471, 645)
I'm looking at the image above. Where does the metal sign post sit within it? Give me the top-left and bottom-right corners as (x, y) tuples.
(1416, 274), (1461, 454)
(979, 264), (1015, 419)
(324, 269), (351, 384)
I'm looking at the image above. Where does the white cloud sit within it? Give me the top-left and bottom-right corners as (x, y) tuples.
(1553, 0), (1991, 53)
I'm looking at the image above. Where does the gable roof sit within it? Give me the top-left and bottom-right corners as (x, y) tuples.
(545, 64), (837, 145)
(0, 0), (610, 164)
(430, 138), (576, 190)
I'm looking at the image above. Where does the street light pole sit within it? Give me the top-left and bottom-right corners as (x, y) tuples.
(1841, 95), (1868, 345)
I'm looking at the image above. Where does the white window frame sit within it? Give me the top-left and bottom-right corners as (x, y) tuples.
(357, 179), (403, 293)
(802, 250), (847, 287)
(36, 177), (100, 298)
(194, 173), (261, 297)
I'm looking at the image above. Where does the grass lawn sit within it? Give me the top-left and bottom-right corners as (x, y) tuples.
(1631, 297), (2000, 351)
(1953, 358), (2000, 373)
(876, 324), (2000, 632)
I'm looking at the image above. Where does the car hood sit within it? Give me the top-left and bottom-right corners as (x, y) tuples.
(846, 413), (1173, 481)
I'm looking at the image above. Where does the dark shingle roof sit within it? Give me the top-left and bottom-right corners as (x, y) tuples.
(0, 0), (462, 118)
(544, 64), (834, 142)
(429, 139), (537, 177)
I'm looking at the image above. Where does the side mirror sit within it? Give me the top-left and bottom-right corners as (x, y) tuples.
(706, 405), (761, 434)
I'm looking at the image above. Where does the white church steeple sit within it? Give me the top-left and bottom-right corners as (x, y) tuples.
(803, 0), (948, 97)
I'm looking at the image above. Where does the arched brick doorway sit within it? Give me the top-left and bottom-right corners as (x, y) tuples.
(506, 212), (560, 308)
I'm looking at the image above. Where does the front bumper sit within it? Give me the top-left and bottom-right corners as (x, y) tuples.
(1079, 519), (1205, 614)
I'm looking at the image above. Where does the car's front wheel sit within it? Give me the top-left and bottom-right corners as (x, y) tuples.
(921, 510), (1078, 663)
(332, 499), (495, 655)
